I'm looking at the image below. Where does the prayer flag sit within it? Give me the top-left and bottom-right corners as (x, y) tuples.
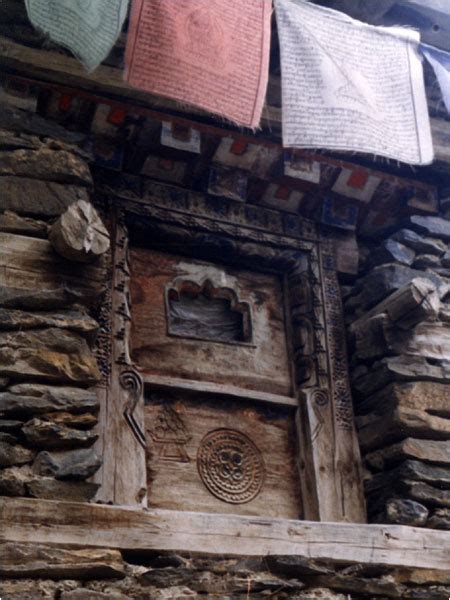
(125, 0), (271, 128)
(422, 45), (450, 113)
(25, 0), (129, 73)
(275, 0), (434, 165)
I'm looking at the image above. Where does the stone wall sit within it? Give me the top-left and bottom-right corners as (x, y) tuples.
(0, 106), (107, 503)
(345, 215), (450, 531)
(2, 542), (450, 599)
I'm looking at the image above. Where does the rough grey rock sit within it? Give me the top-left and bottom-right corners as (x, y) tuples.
(0, 328), (100, 384)
(432, 268), (450, 279)
(0, 308), (99, 337)
(385, 498), (429, 527)
(405, 587), (450, 599)
(399, 480), (450, 508)
(0, 148), (92, 186)
(138, 567), (301, 594)
(406, 216), (450, 242)
(348, 265), (444, 310)
(26, 478), (99, 502)
(22, 418), (98, 449)
(0, 579), (59, 600)
(372, 239), (416, 267)
(391, 229), (447, 256)
(0, 211), (48, 238)
(61, 591), (131, 600)
(50, 200), (110, 263)
(33, 448), (102, 480)
(352, 356), (450, 397)
(294, 591), (348, 600)
(306, 572), (406, 597)
(0, 543), (126, 580)
(428, 508), (450, 530)
(0, 465), (33, 496)
(0, 431), (18, 443)
(443, 250), (450, 268)
(42, 411), (98, 429)
(0, 384), (98, 416)
(0, 105), (85, 143)
(0, 176), (90, 217)
(413, 254), (442, 270)
(0, 283), (99, 311)
(0, 441), (35, 467)
(266, 555), (332, 577)
(0, 130), (42, 151)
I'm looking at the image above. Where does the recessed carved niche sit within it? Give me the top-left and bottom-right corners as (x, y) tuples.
(129, 249), (292, 397)
(166, 279), (252, 344)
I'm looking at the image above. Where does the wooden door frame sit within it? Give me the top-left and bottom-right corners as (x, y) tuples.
(93, 187), (366, 523)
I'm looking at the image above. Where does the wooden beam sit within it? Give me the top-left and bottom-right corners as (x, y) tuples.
(1, 497), (449, 570)
(142, 373), (298, 408)
(1, 35), (450, 167)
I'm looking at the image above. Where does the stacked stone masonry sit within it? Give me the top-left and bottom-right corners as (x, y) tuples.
(0, 107), (106, 503)
(345, 215), (450, 531)
(2, 543), (450, 599)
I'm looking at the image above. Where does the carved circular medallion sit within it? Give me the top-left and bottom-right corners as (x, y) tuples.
(197, 429), (265, 504)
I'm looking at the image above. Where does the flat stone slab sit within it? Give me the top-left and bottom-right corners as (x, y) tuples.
(0, 383), (98, 416)
(0, 543), (126, 580)
(0, 328), (100, 384)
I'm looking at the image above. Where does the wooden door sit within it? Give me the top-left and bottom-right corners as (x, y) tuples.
(129, 247), (302, 518)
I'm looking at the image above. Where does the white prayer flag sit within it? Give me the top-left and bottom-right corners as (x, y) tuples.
(275, 0), (434, 165)
(25, 0), (129, 73)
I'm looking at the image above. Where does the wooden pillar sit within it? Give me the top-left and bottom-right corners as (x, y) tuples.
(93, 210), (147, 506)
(289, 237), (366, 522)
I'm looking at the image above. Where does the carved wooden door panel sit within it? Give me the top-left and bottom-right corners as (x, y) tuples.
(129, 248), (302, 518)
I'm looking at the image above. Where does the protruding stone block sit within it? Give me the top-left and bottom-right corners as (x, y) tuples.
(22, 418), (98, 449)
(50, 200), (110, 263)
(0, 441), (35, 467)
(385, 498), (429, 527)
(33, 448), (102, 480)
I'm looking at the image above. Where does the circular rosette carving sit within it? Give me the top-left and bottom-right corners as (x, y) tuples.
(197, 429), (265, 504)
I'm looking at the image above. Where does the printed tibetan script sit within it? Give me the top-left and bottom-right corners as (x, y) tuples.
(25, 0), (129, 72)
(125, 0), (272, 128)
(275, 0), (434, 165)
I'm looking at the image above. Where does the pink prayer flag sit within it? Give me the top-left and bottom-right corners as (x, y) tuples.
(125, 0), (272, 128)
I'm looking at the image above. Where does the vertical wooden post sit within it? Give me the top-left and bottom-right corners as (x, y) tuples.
(289, 240), (366, 523)
(93, 210), (147, 506)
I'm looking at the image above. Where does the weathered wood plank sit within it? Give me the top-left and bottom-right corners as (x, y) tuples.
(0, 232), (106, 283)
(93, 220), (146, 507)
(1, 497), (449, 569)
(145, 395), (301, 519)
(142, 373), (298, 408)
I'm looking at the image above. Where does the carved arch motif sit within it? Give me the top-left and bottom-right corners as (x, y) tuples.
(166, 277), (253, 344)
